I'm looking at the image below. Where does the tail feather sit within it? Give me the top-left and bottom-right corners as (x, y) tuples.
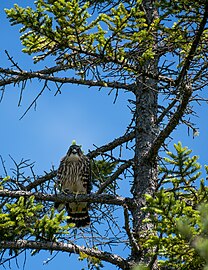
(66, 204), (90, 227)
(55, 202), (90, 227)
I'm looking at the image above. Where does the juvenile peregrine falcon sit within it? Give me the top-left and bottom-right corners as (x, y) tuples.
(55, 144), (91, 227)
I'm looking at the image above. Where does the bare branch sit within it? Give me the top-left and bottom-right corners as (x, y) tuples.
(19, 80), (48, 120)
(97, 159), (133, 194)
(0, 67), (131, 91)
(25, 171), (57, 191)
(0, 155), (8, 176)
(157, 99), (177, 124)
(176, 1), (208, 85)
(149, 83), (193, 159)
(0, 240), (131, 270)
(123, 205), (140, 256)
(88, 131), (135, 159)
(5, 50), (23, 72)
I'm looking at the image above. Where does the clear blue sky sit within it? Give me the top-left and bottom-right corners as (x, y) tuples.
(0, 1), (208, 270)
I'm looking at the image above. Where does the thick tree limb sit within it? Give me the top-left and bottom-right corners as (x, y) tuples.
(0, 189), (134, 207)
(0, 66), (174, 91)
(0, 240), (131, 270)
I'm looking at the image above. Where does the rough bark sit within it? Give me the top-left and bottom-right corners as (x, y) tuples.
(0, 189), (133, 207)
(131, 0), (159, 268)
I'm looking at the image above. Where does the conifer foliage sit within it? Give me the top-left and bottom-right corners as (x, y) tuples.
(0, 0), (208, 269)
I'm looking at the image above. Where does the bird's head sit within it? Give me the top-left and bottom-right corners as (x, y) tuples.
(67, 144), (82, 158)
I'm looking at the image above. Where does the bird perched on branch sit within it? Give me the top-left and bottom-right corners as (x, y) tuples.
(55, 144), (91, 227)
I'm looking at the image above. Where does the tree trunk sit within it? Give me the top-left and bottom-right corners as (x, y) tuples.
(131, 0), (159, 268)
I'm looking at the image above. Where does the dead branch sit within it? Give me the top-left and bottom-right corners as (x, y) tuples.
(97, 159), (133, 194)
(0, 67), (131, 91)
(88, 131), (135, 159)
(175, 1), (208, 85)
(123, 205), (140, 256)
(25, 171), (57, 191)
(0, 240), (132, 270)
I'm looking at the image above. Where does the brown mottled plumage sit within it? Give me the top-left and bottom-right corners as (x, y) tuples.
(55, 144), (91, 227)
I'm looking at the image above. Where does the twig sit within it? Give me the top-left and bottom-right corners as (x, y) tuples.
(0, 86), (5, 103)
(0, 248), (25, 266)
(19, 80), (48, 120)
(123, 204), (140, 255)
(5, 50), (23, 72)
(0, 155), (8, 176)
(18, 80), (27, 107)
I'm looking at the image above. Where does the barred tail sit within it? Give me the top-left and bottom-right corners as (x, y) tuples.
(66, 203), (90, 227)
